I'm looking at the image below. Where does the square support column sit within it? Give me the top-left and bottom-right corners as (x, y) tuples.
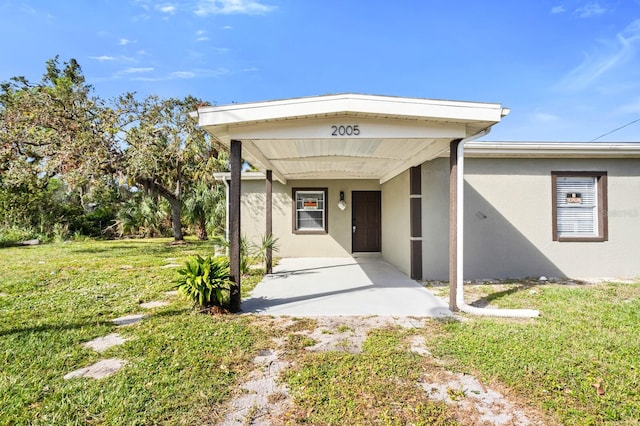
(229, 139), (242, 313)
(409, 165), (422, 280)
(449, 139), (460, 312)
(265, 170), (273, 274)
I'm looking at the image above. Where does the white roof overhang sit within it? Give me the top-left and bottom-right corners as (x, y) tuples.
(462, 141), (640, 158)
(196, 94), (509, 184)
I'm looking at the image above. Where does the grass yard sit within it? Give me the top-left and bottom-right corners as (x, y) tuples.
(0, 239), (270, 425)
(425, 281), (640, 425)
(1, 239), (639, 425)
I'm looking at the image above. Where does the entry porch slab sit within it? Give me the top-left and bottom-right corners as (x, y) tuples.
(241, 257), (451, 317)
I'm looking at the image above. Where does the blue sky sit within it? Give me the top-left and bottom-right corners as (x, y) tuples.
(1, 0), (639, 141)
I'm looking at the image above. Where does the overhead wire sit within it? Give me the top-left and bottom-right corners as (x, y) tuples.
(590, 117), (640, 141)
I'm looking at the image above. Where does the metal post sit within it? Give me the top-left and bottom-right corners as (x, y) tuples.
(229, 140), (242, 313)
(265, 170), (273, 274)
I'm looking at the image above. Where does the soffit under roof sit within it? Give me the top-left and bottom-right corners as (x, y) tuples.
(196, 94), (509, 183)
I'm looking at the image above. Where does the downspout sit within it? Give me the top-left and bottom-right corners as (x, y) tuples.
(456, 129), (539, 318)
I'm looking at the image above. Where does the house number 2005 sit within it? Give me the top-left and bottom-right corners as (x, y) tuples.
(331, 125), (360, 136)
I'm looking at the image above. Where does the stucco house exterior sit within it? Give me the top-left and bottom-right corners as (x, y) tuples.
(194, 94), (640, 296)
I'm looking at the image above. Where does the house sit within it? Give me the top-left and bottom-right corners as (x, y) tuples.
(194, 93), (640, 311)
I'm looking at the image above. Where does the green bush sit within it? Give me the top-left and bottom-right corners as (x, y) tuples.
(175, 255), (232, 308)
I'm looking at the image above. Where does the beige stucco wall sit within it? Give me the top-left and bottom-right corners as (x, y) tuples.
(421, 158), (451, 279)
(381, 170), (411, 275)
(240, 179), (382, 258)
(421, 157), (640, 280)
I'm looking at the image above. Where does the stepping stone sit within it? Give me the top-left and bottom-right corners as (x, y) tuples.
(112, 314), (145, 326)
(161, 263), (181, 268)
(64, 358), (127, 380)
(83, 333), (127, 352)
(165, 290), (178, 297)
(140, 301), (169, 309)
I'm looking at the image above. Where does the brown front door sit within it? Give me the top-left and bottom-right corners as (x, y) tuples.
(352, 191), (381, 252)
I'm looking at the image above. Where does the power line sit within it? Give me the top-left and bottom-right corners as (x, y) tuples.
(590, 117), (640, 142)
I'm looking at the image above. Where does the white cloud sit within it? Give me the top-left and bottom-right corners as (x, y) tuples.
(551, 5), (566, 14)
(556, 19), (640, 91)
(619, 97), (640, 113)
(129, 68), (230, 81)
(532, 112), (561, 122)
(121, 67), (155, 74)
(222, 25), (232, 30)
(195, 29), (210, 41)
(90, 55), (116, 61)
(170, 71), (196, 78)
(158, 3), (176, 14)
(119, 38), (133, 46)
(574, 2), (606, 18)
(194, 0), (275, 16)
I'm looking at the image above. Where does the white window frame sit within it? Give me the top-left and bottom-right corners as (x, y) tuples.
(552, 171), (607, 242)
(292, 188), (328, 234)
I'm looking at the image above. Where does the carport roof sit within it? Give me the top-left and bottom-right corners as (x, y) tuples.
(195, 93), (509, 184)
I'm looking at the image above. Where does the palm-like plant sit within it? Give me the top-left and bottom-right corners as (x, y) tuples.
(259, 233), (280, 272)
(175, 255), (231, 308)
(211, 235), (254, 275)
(115, 194), (169, 237)
(183, 182), (226, 240)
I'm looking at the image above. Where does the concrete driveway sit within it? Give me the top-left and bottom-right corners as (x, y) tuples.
(241, 257), (451, 317)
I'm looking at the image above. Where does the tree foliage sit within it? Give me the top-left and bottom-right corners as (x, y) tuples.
(0, 57), (227, 242)
(116, 94), (225, 240)
(0, 57), (117, 191)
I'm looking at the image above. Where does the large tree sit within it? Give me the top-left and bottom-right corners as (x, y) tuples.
(1, 58), (225, 241)
(117, 94), (223, 241)
(0, 57), (120, 237)
(0, 57), (118, 190)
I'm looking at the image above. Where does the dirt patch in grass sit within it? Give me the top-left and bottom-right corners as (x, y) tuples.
(216, 316), (554, 425)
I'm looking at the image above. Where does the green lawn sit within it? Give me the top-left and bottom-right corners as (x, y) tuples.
(425, 281), (640, 425)
(0, 239), (270, 425)
(1, 240), (639, 424)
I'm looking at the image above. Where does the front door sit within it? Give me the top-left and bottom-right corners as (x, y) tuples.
(352, 191), (381, 252)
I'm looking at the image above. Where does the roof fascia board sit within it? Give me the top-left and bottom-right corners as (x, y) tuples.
(197, 94), (505, 128)
(213, 172), (265, 181)
(464, 141), (640, 157)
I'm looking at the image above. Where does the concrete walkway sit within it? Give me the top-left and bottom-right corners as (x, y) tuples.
(241, 257), (451, 317)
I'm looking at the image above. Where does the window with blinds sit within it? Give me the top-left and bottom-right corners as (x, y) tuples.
(552, 172), (608, 242)
(293, 188), (328, 233)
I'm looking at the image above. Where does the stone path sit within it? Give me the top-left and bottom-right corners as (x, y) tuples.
(83, 333), (127, 352)
(112, 313), (145, 326)
(64, 297), (172, 380)
(63, 359), (127, 380)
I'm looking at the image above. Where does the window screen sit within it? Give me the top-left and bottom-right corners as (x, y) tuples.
(552, 172), (607, 242)
(556, 176), (597, 237)
(294, 189), (326, 232)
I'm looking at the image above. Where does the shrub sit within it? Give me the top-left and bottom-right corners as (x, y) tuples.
(211, 235), (254, 274)
(175, 255), (232, 308)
